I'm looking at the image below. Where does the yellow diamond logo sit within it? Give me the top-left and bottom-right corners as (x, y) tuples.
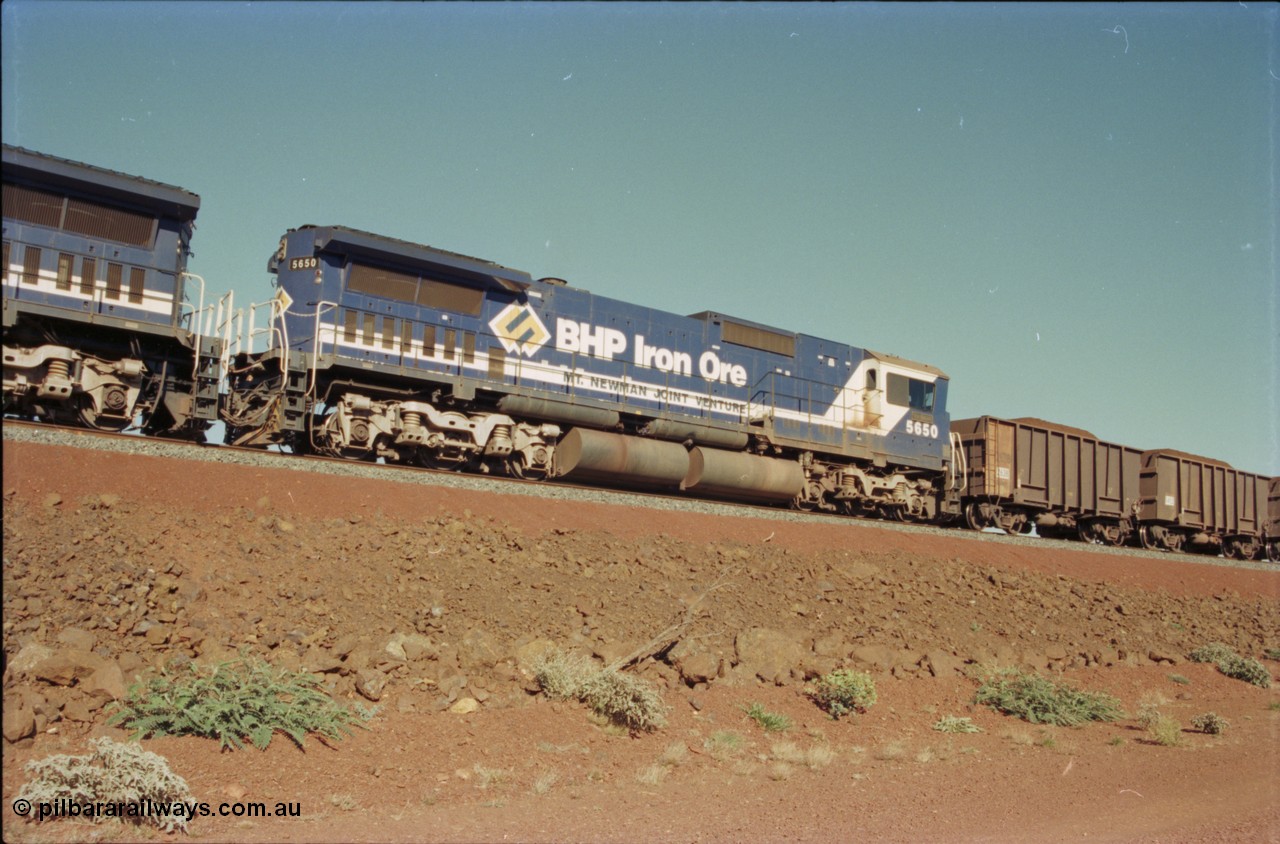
(489, 303), (550, 356)
(274, 285), (294, 315)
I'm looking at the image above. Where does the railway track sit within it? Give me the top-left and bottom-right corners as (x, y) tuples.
(3, 418), (1276, 573)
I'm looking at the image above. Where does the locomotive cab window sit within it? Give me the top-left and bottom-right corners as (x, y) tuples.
(886, 373), (935, 413)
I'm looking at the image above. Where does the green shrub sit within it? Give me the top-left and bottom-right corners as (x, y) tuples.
(974, 669), (1123, 727)
(1190, 712), (1229, 735)
(933, 715), (981, 734)
(1188, 643), (1236, 665)
(743, 702), (793, 732)
(1188, 643), (1272, 688)
(806, 669), (877, 719)
(107, 655), (368, 751)
(17, 738), (194, 833)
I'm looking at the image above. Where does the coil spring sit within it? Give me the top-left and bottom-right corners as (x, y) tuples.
(402, 411), (423, 432)
(47, 359), (70, 380)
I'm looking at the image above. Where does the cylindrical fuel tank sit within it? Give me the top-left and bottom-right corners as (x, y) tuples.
(682, 448), (806, 502)
(639, 418), (750, 450)
(553, 428), (690, 489)
(497, 395), (620, 429)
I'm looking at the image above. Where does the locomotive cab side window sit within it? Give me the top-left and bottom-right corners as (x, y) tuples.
(886, 373), (935, 413)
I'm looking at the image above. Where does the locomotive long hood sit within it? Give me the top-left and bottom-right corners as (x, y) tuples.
(300, 225), (532, 294)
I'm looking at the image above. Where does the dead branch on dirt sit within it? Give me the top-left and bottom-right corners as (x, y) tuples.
(605, 568), (737, 673)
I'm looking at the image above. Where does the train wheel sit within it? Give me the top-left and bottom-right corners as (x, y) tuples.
(795, 480), (826, 512)
(962, 504), (993, 532)
(1139, 525), (1163, 552)
(1224, 539), (1258, 561)
(964, 502), (987, 532)
(77, 396), (131, 432)
(1001, 514), (1027, 536)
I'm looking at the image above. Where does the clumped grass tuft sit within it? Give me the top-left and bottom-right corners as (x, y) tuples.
(1191, 712), (1229, 735)
(1168, 674), (1191, 686)
(704, 731), (745, 761)
(1137, 705), (1182, 747)
(107, 655), (368, 751)
(531, 771), (558, 795)
(744, 702), (792, 732)
(804, 744), (836, 770)
(767, 762), (794, 781)
(873, 740), (908, 761)
(472, 765), (511, 790)
(805, 669), (877, 719)
(770, 740), (806, 765)
(1188, 643), (1272, 688)
(933, 715), (981, 734)
(635, 764), (668, 786)
(974, 669), (1123, 727)
(659, 742), (690, 768)
(17, 738), (194, 833)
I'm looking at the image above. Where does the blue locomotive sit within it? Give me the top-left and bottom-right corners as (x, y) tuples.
(224, 225), (956, 519)
(1, 145), (221, 434)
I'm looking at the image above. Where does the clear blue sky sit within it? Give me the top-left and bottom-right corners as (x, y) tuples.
(4, 2), (1277, 474)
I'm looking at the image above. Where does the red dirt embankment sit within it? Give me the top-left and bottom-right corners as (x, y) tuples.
(3, 440), (1278, 843)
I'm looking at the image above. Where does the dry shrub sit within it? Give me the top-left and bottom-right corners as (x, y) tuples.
(534, 648), (668, 732)
(17, 738), (194, 834)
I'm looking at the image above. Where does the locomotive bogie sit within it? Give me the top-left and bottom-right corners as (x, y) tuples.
(825, 461), (941, 521)
(2, 342), (146, 430)
(311, 391), (559, 475)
